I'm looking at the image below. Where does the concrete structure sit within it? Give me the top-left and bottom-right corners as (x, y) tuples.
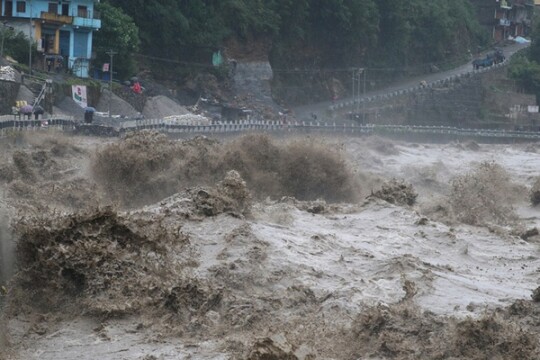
(0, 0), (101, 77)
(469, 0), (534, 41)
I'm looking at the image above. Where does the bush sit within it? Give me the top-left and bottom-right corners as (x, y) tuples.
(2, 30), (38, 65)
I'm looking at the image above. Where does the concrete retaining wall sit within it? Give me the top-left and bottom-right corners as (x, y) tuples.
(0, 80), (20, 115)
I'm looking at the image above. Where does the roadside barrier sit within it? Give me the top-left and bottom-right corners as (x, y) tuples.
(1, 118), (539, 142)
(328, 57), (511, 114)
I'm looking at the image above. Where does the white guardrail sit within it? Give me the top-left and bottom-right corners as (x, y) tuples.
(1, 118), (540, 141)
(328, 59), (509, 113)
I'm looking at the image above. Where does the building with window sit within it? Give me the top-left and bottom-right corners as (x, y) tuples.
(469, 0), (534, 42)
(0, 0), (101, 77)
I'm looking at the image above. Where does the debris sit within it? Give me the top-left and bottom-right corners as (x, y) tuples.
(371, 179), (417, 206)
(520, 228), (539, 241)
(530, 177), (540, 206)
(532, 287), (540, 302)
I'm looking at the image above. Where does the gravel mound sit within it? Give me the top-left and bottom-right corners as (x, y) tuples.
(95, 89), (139, 118)
(15, 85), (35, 105)
(0, 66), (17, 82)
(142, 95), (188, 119)
(54, 97), (85, 118)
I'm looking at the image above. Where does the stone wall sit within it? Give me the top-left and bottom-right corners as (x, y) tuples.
(0, 80), (20, 114)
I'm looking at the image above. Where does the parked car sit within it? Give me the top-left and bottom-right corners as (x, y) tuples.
(472, 48), (505, 70)
(472, 56), (494, 70)
(487, 48), (505, 64)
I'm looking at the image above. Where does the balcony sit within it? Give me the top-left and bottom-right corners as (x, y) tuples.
(40, 11), (73, 25)
(500, 18), (511, 26)
(72, 10), (101, 29)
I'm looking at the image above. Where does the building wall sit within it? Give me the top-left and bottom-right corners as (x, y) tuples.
(0, 0), (99, 78)
(468, 0), (534, 41)
(1, 0), (96, 19)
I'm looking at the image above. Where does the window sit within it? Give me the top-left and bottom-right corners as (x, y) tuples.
(16, 1), (25, 13)
(77, 5), (87, 18)
(61, 3), (69, 16)
(48, 2), (58, 14)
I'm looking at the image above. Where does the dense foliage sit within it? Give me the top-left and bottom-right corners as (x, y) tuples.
(93, 2), (140, 80)
(1, 28), (37, 66)
(99, 0), (488, 97)
(508, 15), (540, 101)
(103, 0), (485, 65)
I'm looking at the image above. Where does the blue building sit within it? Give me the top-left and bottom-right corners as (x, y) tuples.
(0, 0), (101, 77)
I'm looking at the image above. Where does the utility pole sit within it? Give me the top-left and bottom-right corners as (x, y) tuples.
(362, 68), (367, 123)
(28, 0), (32, 74)
(106, 49), (117, 119)
(351, 68), (357, 103)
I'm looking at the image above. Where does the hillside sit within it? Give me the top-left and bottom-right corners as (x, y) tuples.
(101, 0), (488, 106)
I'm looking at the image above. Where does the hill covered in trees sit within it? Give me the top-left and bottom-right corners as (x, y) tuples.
(97, 0), (489, 103)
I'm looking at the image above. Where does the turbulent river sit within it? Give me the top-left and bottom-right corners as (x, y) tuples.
(1, 131), (540, 359)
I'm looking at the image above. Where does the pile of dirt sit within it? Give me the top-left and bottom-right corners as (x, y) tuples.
(371, 179), (418, 206)
(142, 95), (189, 119)
(162, 113), (210, 125)
(95, 89), (140, 118)
(449, 161), (518, 226)
(0, 65), (17, 82)
(15, 85), (35, 105)
(54, 96), (85, 118)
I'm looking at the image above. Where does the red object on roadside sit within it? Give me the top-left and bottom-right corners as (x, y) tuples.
(132, 82), (142, 94)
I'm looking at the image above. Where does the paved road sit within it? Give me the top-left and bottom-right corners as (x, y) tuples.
(292, 42), (530, 122)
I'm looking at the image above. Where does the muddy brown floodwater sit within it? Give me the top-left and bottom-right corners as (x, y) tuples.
(1, 131), (540, 359)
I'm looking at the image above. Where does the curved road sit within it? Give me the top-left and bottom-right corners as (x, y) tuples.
(292, 42), (529, 122)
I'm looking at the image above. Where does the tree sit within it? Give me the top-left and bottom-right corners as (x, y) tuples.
(93, 1), (140, 79)
(1, 29), (36, 65)
(508, 14), (540, 101)
(508, 54), (540, 101)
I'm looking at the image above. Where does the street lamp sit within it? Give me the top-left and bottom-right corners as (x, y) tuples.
(106, 49), (117, 119)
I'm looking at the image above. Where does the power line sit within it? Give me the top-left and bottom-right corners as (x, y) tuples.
(135, 52), (472, 74)
(135, 53), (215, 68)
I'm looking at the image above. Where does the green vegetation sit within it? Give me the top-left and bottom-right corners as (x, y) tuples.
(508, 16), (540, 101)
(98, 0), (488, 95)
(104, 0), (485, 66)
(93, 2), (140, 80)
(1, 29), (38, 66)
